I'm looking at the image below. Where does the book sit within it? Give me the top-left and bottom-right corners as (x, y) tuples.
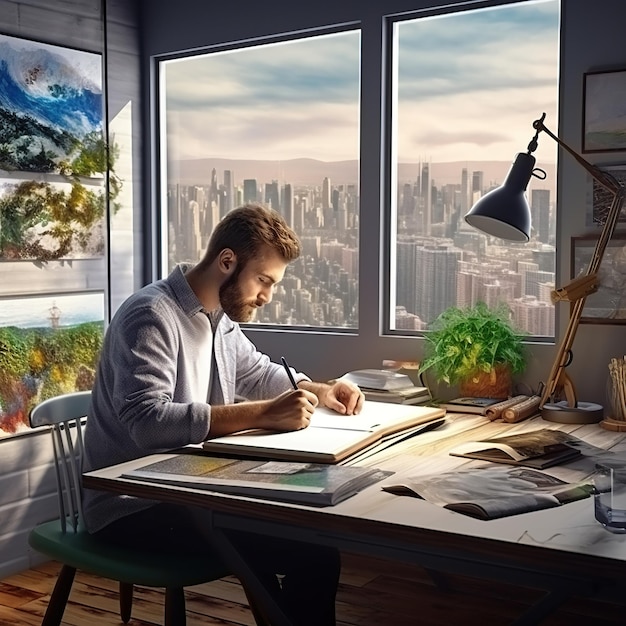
(440, 396), (503, 415)
(123, 454), (393, 507)
(360, 385), (431, 405)
(383, 464), (594, 520)
(201, 401), (446, 463)
(448, 428), (582, 469)
(338, 369), (415, 391)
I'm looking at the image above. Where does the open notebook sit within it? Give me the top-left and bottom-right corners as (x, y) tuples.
(201, 401), (446, 463)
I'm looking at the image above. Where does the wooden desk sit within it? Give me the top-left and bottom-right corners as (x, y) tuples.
(83, 413), (626, 625)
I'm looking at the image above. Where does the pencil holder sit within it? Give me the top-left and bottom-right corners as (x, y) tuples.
(601, 357), (626, 431)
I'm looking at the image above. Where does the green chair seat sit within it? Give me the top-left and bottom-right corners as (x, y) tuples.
(29, 519), (228, 588)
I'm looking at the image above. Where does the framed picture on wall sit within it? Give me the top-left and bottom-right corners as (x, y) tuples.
(0, 291), (105, 438)
(591, 164), (626, 226)
(571, 235), (626, 324)
(583, 69), (626, 153)
(0, 33), (113, 262)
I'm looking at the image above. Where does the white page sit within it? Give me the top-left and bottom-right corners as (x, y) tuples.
(206, 425), (370, 455)
(310, 402), (441, 432)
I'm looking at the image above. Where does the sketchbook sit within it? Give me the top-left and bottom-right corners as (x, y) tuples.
(201, 401), (446, 463)
(383, 464), (594, 520)
(123, 454), (392, 507)
(448, 428), (581, 469)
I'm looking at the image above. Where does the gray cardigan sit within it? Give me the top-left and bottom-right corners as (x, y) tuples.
(82, 264), (309, 532)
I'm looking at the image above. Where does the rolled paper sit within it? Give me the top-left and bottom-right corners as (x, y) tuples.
(502, 396), (542, 423)
(484, 395), (529, 421)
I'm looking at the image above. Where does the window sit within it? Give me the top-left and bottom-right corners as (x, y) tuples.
(389, 0), (560, 338)
(159, 30), (360, 329)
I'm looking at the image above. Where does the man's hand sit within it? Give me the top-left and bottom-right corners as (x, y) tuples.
(208, 389), (319, 437)
(257, 388), (319, 431)
(302, 379), (363, 415)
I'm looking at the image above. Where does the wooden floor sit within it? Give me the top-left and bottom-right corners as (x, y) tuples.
(1, 552), (624, 625)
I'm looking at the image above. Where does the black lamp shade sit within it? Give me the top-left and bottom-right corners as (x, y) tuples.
(464, 152), (535, 242)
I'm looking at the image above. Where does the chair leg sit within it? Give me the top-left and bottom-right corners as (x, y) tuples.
(119, 582), (134, 623)
(42, 564), (76, 626)
(164, 587), (186, 626)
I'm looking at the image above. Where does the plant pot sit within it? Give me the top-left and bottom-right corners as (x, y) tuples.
(458, 363), (512, 399)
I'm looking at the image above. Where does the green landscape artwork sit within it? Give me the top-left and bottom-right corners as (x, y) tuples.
(0, 293), (104, 436)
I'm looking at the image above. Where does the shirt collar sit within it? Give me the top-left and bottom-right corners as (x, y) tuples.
(169, 263), (225, 328)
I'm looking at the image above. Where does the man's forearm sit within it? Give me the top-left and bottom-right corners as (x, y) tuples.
(208, 400), (270, 437)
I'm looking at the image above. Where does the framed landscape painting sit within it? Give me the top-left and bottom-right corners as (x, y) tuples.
(583, 69), (626, 153)
(0, 291), (104, 437)
(0, 34), (110, 262)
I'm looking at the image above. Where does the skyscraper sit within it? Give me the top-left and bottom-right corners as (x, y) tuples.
(265, 181), (280, 210)
(243, 179), (258, 203)
(223, 169), (234, 214)
(531, 189), (550, 243)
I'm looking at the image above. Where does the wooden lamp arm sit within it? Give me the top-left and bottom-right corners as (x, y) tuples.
(533, 114), (625, 408)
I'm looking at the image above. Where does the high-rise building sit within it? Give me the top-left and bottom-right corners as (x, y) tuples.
(397, 240), (460, 325)
(223, 169), (234, 214)
(322, 177), (332, 210)
(265, 180), (280, 210)
(243, 179), (258, 202)
(420, 162), (431, 236)
(531, 189), (550, 243)
(460, 167), (469, 214)
(471, 170), (484, 204)
(282, 183), (294, 227)
(511, 295), (554, 336)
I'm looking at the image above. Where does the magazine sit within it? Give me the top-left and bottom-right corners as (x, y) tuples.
(123, 453), (392, 507)
(383, 464), (594, 520)
(448, 428), (581, 469)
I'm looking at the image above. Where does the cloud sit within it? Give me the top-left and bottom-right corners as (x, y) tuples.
(162, 0), (559, 164)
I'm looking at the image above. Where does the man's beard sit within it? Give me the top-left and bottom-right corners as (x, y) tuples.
(219, 271), (258, 322)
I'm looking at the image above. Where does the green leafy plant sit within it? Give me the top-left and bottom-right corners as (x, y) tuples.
(418, 302), (527, 385)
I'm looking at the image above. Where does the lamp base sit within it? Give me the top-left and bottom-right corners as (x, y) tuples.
(541, 400), (603, 424)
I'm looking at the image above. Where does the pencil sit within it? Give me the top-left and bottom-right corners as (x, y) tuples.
(280, 356), (299, 390)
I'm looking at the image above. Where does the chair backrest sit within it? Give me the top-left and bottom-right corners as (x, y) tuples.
(30, 391), (92, 534)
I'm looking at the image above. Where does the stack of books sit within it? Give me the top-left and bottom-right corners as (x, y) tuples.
(338, 369), (431, 405)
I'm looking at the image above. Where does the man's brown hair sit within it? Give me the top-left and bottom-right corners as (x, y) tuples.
(202, 203), (301, 268)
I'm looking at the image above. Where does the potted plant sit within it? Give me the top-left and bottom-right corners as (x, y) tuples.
(418, 302), (527, 398)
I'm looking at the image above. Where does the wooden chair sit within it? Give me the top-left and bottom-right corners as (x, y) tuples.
(28, 390), (230, 626)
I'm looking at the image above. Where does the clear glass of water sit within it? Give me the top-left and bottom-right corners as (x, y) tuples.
(594, 463), (626, 533)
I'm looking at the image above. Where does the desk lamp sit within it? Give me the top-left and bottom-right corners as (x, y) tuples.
(465, 113), (625, 424)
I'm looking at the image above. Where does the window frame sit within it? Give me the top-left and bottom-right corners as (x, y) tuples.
(146, 0), (561, 385)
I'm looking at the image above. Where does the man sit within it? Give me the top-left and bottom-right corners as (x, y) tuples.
(82, 203), (364, 625)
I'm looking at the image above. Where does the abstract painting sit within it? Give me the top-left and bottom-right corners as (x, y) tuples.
(0, 34), (116, 262)
(0, 291), (104, 437)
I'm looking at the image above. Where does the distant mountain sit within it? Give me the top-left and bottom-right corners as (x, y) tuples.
(174, 157), (556, 191)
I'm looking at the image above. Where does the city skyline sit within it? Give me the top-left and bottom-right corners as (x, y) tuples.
(166, 159), (556, 336)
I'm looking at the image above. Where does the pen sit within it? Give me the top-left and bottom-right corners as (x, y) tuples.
(281, 356), (299, 390)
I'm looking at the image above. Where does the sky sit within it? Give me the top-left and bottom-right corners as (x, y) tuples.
(162, 0), (559, 165)
(0, 293), (104, 328)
